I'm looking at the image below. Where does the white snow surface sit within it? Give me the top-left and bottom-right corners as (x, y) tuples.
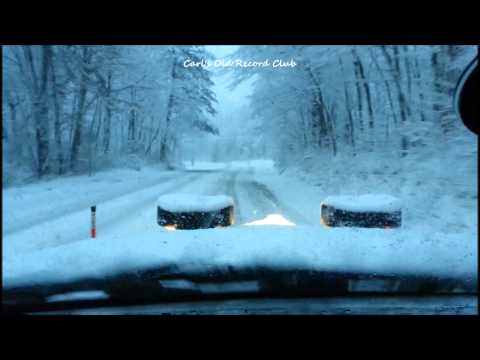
(322, 194), (402, 213)
(2, 159), (477, 292)
(157, 193), (234, 212)
(3, 224), (476, 289)
(182, 160), (274, 172)
(2, 166), (176, 235)
(2, 168), (224, 257)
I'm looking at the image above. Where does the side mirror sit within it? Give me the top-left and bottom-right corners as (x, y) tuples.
(454, 53), (478, 135)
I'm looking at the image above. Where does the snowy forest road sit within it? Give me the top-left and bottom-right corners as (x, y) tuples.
(218, 170), (312, 225)
(3, 165), (313, 257)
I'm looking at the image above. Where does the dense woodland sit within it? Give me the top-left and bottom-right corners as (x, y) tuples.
(229, 45), (476, 168)
(2, 45), (218, 184)
(2, 45), (477, 187)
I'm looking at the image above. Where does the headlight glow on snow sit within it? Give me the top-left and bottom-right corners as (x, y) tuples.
(163, 224), (177, 231)
(244, 214), (296, 226)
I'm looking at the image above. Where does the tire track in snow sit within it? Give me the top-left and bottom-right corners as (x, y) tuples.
(233, 171), (312, 225)
(194, 169), (243, 225)
(248, 180), (312, 224)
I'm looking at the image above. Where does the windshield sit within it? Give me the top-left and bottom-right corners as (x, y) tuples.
(2, 45), (478, 315)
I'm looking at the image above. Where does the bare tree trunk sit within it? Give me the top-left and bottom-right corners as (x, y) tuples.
(368, 47), (399, 145)
(380, 46), (410, 124)
(70, 46), (90, 172)
(87, 98), (102, 176)
(431, 45), (465, 134)
(160, 52), (177, 164)
(128, 87), (136, 144)
(304, 63), (332, 151)
(352, 49), (374, 131)
(352, 61), (364, 133)
(380, 45), (410, 157)
(339, 57), (356, 155)
(103, 70), (112, 154)
(160, 93), (174, 163)
(23, 46), (52, 177)
(145, 116), (161, 155)
(403, 46), (413, 96)
(49, 46), (64, 175)
(94, 101), (103, 150)
(7, 92), (19, 159)
(413, 53), (426, 122)
(137, 114), (145, 144)
(326, 104), (337, 156)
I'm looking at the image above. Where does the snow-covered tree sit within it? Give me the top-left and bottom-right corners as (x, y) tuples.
(2, 45), (219, 183)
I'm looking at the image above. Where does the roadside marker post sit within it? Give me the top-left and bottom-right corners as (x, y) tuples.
(91, 206), (96, 238)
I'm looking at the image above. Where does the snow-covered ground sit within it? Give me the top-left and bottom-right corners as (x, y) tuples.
(321, 194), (402, 213)
(3, 166), (177, 235)
(254, 152), (477, 236)
(2, 168), (225, 257)
(2, 159), (477, 290)
(182, 159), (274, 172)
(4, 221), (476, 288)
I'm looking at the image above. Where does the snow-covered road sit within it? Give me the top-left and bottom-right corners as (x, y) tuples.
(3, 164), (310, 257)
(215, 170), (311, 225)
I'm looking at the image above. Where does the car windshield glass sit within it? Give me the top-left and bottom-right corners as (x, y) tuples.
(2, 45), (478, 313)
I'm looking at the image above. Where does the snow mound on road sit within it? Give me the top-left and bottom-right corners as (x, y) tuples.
(322, 194), (402, 213)
(157, 193), (234, 212)
(4, 225), (476, 289)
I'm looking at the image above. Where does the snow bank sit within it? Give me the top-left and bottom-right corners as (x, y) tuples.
(157, 194), (234, 212)
(3, 225), (476, 289)
(2, 171), (219, 257)
(3, 166), (176, 235)
(253, 148), (476, 236)
(322, 194), (402, 213)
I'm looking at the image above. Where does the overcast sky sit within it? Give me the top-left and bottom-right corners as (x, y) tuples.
(204, 46), (255, 138)
(205, 45), (239, 58)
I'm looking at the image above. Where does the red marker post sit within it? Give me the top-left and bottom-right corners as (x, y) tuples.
(91, 206), (96, 238)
